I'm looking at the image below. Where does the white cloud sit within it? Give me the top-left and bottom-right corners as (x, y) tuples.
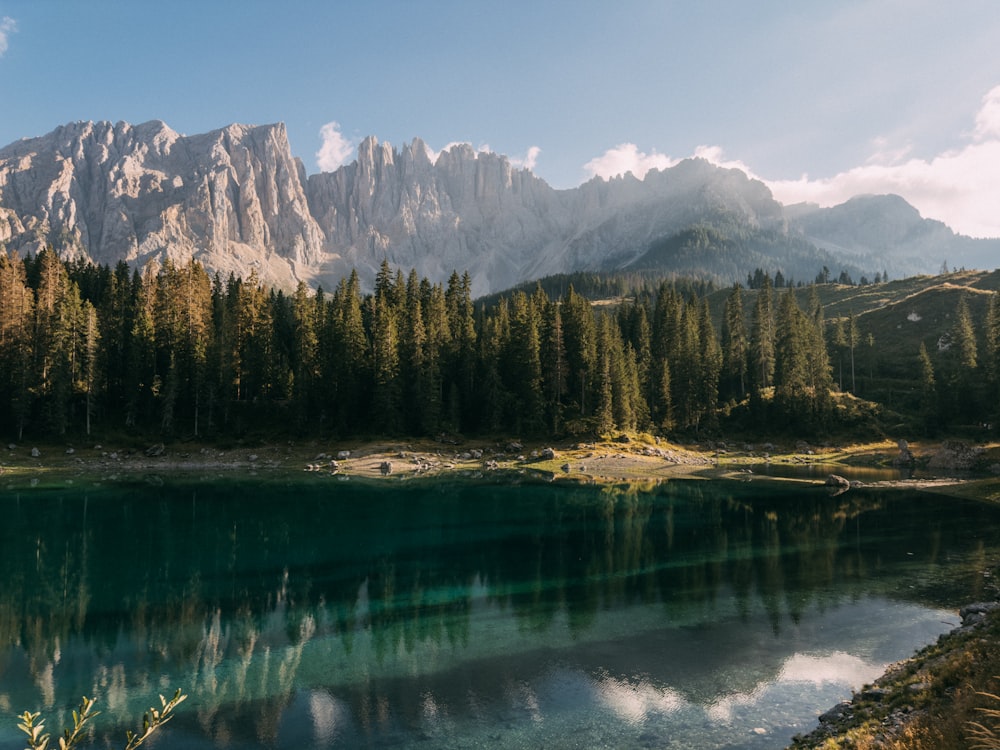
(0, 16), (16, 57)
(767, 139), (1000, 239)
(315, 121), (355, 172)
(765, 84), (1000, 237)
(510, 145), (541, 171)
(581, 85), (1000, 238)
(974, 84), (1000, 141)
(583, 142), (677, 180)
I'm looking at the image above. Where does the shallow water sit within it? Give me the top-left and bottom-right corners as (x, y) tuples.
(0, 476), (997, 748)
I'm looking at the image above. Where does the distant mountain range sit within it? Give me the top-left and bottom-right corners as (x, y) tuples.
(0, 120), (996, 296)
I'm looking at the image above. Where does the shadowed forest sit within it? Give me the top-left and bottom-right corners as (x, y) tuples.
(1, 249), (998, 442)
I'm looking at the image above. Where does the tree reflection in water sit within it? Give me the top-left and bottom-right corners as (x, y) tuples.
(0, 478), (996, 748)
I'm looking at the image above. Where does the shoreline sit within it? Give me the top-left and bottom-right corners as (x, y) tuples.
(3, 436), (999, 501)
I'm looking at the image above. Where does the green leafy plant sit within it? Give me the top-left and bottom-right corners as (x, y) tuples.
(17, 689), (186, 750)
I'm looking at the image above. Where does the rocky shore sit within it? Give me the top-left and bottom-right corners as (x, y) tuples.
(787, 603), (1000, 749)
(3, 435), (999, 490)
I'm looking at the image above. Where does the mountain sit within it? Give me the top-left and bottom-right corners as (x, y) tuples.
(785, 194), (998, 275)
(1, 120), (996, 295)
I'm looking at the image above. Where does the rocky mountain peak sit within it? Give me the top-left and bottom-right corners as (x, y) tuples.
(1, 119), (995, 295)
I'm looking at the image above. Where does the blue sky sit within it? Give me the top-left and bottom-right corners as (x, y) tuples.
(1, 1), (1000, 236)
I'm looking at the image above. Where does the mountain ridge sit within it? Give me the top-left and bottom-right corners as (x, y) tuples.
(0, 119), (996, 295)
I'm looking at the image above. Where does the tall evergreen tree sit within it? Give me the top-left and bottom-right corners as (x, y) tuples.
(561, 286), (597, 419)
(540, 299), (568, 434)
(918, 342), (938, 435)
(949, 294), (979, 422)
(773, 288), (812, 426)
(0, 250), (35, 438)
(369, 286), (402, 434)
(720, 284), (748, 402)
(506, 291), (545, 434)
(749, 276), (775, 395)
(33, 248), (83, 435)
(80, 300), (100, 436)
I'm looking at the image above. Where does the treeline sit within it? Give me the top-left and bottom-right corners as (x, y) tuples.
(1, 249), (998, 441)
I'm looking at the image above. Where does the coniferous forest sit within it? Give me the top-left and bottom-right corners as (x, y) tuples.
(1, 248), (999, 443)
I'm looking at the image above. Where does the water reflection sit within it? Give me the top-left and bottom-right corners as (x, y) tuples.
(0, 478), (996, 748)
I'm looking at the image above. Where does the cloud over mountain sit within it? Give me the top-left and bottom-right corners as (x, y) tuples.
(316, 121), (355, 172)
(767, 85), (1000, 238)
(581, 83), (1000, 239)
(0, 16), (16, 56)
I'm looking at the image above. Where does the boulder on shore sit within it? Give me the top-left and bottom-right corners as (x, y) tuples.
(825, 474), (851, 488)
(928, 441), (983, 471)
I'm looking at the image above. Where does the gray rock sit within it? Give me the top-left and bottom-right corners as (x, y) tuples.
(30, 447), (40, 457)
(379, 461), (392, 476)
(825, 474), (851, 487)
(144, 443), (165, 457)
(336, 450), (351, 460)
(819, 701), (852, 724)
(541, 447), (556, 460)
(960, 601), (999, 627)
(928, 440), (984, 470)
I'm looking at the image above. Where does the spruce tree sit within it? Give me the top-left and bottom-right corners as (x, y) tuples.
(749, 276), (775, 397)
(720, 283), (748, 401)
(540, 299), (568, 434)
(918, 342), (938, 435)
(773, 288), (811, 427)
(561, 286), (597, 419)
(0, 250), (35, 438)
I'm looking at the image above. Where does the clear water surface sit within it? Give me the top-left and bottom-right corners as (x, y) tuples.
(0, 474), (997, 749)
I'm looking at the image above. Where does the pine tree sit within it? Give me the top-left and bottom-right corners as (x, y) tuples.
(291, 280), (321, 429)
(949, 294), (979, 422)
(33, 248), (84, 435)
(561, 286), (597, 418)
(749, 276), (775, 394)
(80, 300), (100, 436)
(506, 291), (545, 434)
(478, 298), (511, 432)
(595, 317), (615, 435)
(540, 299), (568, 434)
(0, 250), (35, 438)
(697, 297), (722, 429)
(720, 284), (748, 401)
(654, 355), (674, 431)
(805, 286), (835, 420)
(401, 272), (432, 434)
(773, 288), (811, 426)
(445, 271), (477, 430)
(918, 342), (938, 435)
(846, 310), (859, 393)
(369, 286), (402, 434)
(421, 282), (450, 431)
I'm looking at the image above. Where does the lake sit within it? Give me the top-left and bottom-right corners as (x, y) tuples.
(0, 474), (997, 749)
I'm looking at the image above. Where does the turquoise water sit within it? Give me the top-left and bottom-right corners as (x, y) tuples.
(0, 476), (997, 748)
